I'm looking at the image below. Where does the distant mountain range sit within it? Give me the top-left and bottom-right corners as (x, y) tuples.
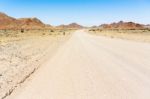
(0, 12), (149, 30)
(0, 12), (47, 29)
(99, 21), (145, 30)
(0, 12), (83, 30)
(144, 24), (150, 28)
(56, 23), (83, 29)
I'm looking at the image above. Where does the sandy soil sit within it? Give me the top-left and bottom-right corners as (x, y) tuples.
(0, 30), (72, 99)
(6, 30), (150, 99)
(89, 29), (150, 42)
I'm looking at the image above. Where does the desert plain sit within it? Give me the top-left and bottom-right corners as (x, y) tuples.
(0, 13), (150, 99)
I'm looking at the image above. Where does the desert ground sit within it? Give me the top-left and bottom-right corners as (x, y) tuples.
(0, 29), (74, 99)
(3, 30), (150, 99)
(89, 29), (150, 42)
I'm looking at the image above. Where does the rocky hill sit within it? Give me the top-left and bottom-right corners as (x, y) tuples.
(18, 18), (45, 29)
(0, 12), (19, 29)
(57, 23), (83, 29)
(100, 21), (144, 30)
(0, 12), (51, 30)
(144, 24), (150, 29)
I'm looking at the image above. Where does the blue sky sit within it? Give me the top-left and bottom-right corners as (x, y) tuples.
(0, 0), (150, 26)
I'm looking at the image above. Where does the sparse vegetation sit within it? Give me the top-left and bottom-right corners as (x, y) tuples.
(0, 28), (76, 98)
(50, 30), (54, 32)
(21, 29), (24, 33)
(88, 28), (150, 42)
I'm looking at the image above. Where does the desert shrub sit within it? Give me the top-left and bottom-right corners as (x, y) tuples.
(99, 29), (102, 32)
(129, 29), (136, 30)
(50, 30), (54, 32)
(3, 29), (6, 32)
(21, 29), (24, 33)
(142, 30), (146, 32)
(89, 29), (96, 31)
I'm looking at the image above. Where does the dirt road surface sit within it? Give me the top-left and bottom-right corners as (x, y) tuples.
(7, 30), (150, 99)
